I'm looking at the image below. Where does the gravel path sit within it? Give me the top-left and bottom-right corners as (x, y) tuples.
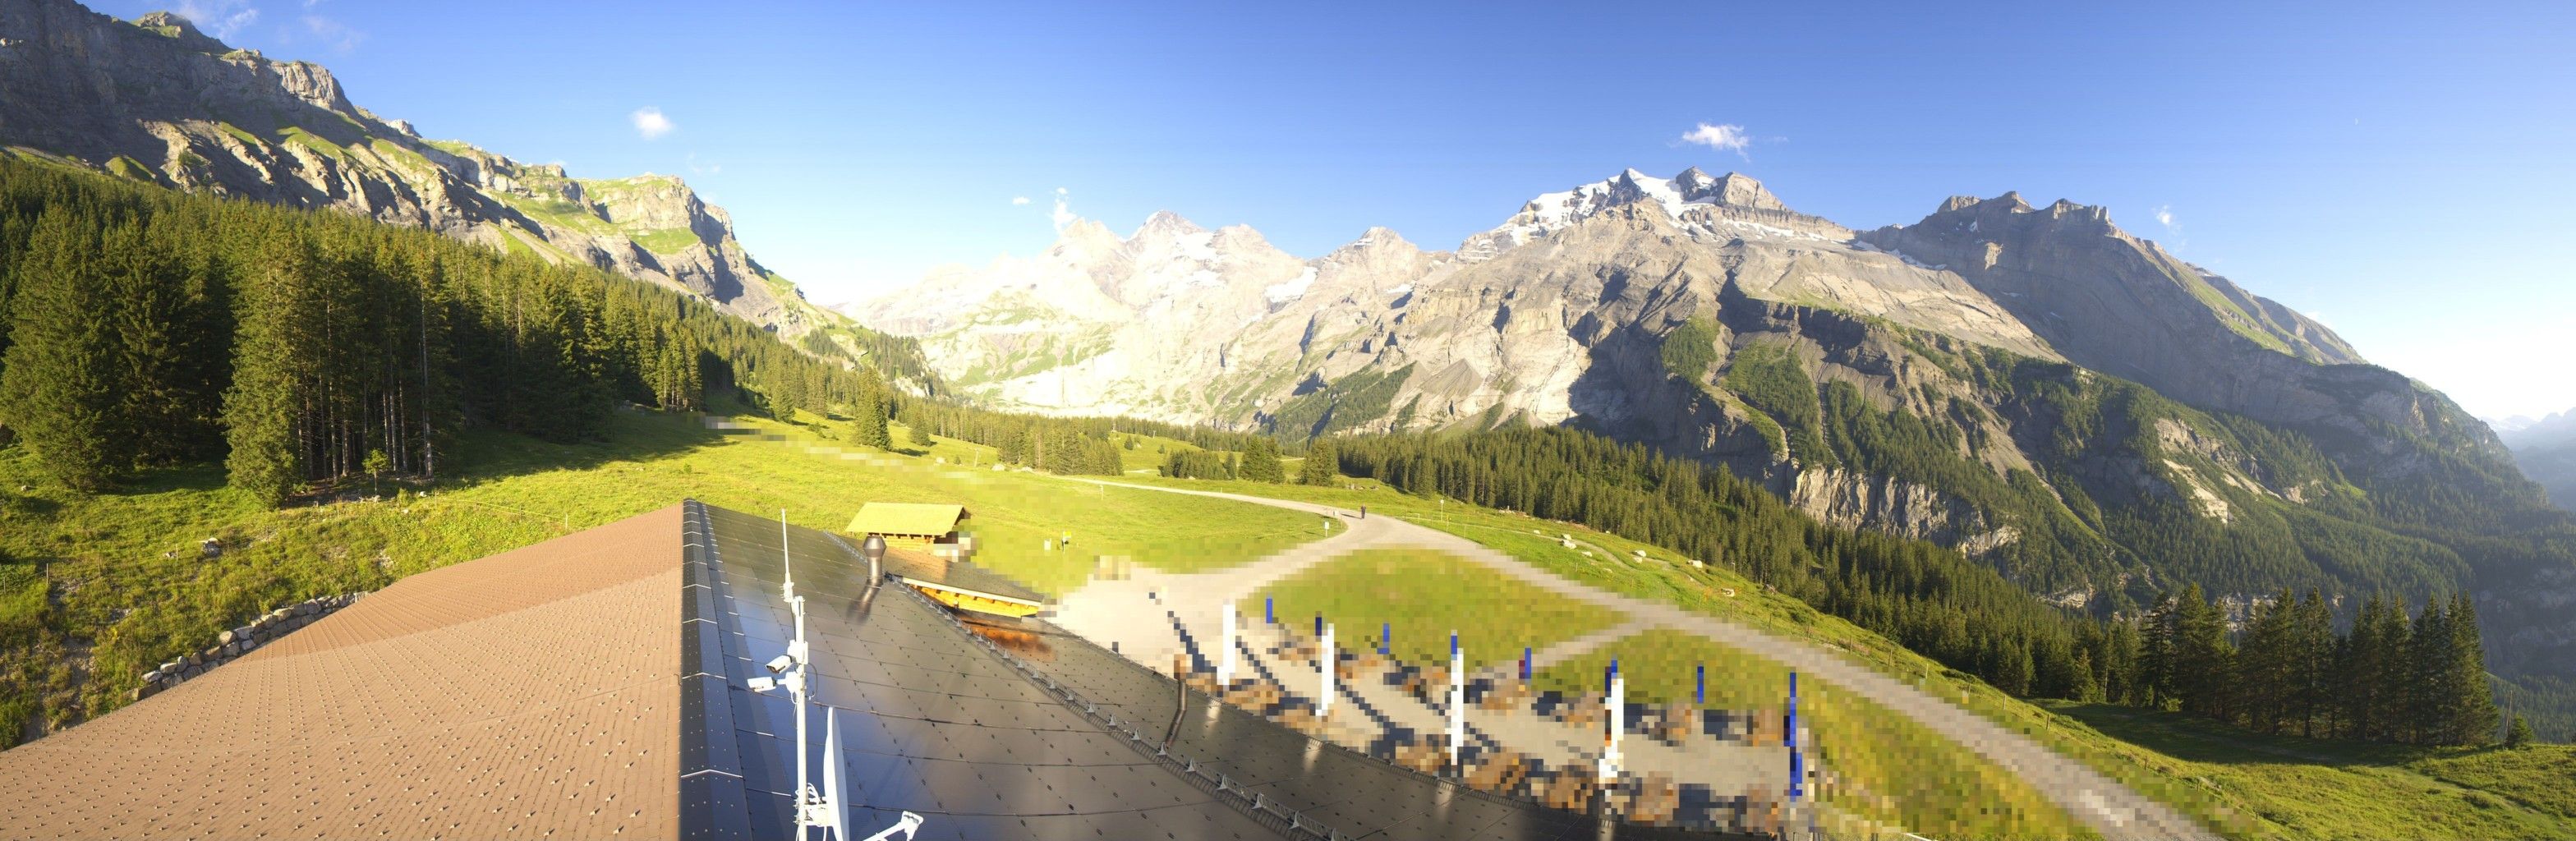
(1068, 479), (2217, 841)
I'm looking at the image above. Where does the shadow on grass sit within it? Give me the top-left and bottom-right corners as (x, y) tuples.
(2046, 701), (2424, 767)
(426, 408), (731, 492)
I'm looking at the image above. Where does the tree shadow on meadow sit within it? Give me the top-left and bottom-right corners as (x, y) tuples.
(2045, 701), (2425, 768)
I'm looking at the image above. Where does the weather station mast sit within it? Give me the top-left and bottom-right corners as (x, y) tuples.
(743, 510), (923, 841)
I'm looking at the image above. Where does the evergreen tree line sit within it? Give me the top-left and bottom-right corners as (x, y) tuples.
(1162, 449), (1239, 480)
(1332, 425), (2510, 745)
(0, 158), (882, 502)
(889, 398), (1286, 477)
(2142, 585), (2502, 745)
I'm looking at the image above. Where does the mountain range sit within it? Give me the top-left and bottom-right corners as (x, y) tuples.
(2496, 408), (2576, 513)
(855, 166), (2576, 689)
(0, 0), (927, 382)
(3, 0), (2569, 730)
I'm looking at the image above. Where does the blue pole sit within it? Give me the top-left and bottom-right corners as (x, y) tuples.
(1520, 647), (1531, 680)
(1265, 596), (1273, 624)
(1696, 664), (1705, 705)
(1787, 670), (1803, 802)
(1315, 614), (1323, 637)
(1382, 623), (1391, 655)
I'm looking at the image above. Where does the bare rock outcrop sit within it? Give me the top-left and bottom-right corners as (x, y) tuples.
(0, 0), (849, 342)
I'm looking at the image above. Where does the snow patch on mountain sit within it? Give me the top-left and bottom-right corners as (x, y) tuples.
(1264, 267), (1318, 304)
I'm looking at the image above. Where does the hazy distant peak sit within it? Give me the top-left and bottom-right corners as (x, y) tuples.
(1134, 209), (1203, 239)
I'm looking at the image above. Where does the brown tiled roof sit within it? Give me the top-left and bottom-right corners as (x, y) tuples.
(0, 505), (685, 840)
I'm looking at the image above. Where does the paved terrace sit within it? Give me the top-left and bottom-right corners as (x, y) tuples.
(0, 505), (688, 840)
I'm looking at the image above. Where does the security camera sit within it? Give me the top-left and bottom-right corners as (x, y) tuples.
(747, 676), (777, 692)
(766, 654), (794, 674)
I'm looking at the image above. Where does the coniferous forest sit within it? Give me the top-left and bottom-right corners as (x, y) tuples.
(0, 158), (887, 503)
(1334, 426), (2511, 746)
(890, 397), (1278, 477)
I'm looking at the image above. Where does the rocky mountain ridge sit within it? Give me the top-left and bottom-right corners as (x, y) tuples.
(858, 164), (2574, 689)
(0, 0), (920, 377)
(2498, 407), (2576, 513)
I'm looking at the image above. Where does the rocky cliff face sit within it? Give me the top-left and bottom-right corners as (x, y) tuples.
(0, 0), (886, 359)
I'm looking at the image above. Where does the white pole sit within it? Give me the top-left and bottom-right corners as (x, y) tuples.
(1448, 631), (1464, 773)
(1318, 623), (1335, 719)
(1598, 659), (1623, 784)
(1219, 604), (1238, 688)
(781, 509), (815, 839)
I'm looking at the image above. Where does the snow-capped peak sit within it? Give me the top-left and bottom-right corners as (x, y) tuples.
(1456, 167), (1801, 261)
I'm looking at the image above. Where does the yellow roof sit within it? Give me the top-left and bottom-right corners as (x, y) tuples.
(846, 502), (968, 537)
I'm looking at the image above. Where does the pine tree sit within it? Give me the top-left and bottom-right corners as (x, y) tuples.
(2340, 595), (2409, 742)
(2237, 589), (2296, 733)
(1240, 437), (1285, 483)
(2505, 714), (2534, 748)
(2173, 584), (2236, 720)
(852, 384), (891, 450)
(1300, 438), (1337, 485)
(0, 212), (124, 489)
(2444, 592), (2501, 746)
(2404, 595), (2452, 745)
(2141, 593), (2179, 710)
(2290, 590), (2336, 738)
(223, 236), (311, 505)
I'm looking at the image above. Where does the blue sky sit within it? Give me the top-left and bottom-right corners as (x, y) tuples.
(116, 1), (2576, 418)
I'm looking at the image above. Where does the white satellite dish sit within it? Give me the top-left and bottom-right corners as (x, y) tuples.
(821, 707), (849, 841)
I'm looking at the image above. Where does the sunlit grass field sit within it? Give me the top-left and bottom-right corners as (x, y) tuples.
(1539, 629), (2086, 841)
(1246, 547), (1622, 669)
(0, 409), (1320, 742)
(1095, 473), (2576, 839)
(7, 418), (2570, 839)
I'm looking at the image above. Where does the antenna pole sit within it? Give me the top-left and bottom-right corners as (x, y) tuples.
(743, 509), (845, 839)
(784, 509), (817, 838)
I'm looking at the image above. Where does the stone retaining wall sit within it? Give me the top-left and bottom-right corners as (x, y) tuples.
(130, 592), (366, 701)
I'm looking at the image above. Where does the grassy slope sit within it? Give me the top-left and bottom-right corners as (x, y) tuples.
(0, 410), (1321, 742)
(1247, 547), (1622, 670)
(7, 416), (2565, 839)
(1111, 473), (2576, 840)
(1539, 629), (2081, 841)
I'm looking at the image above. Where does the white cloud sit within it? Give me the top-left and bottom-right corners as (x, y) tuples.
(175, 0), (260, 39)
(629, 107), (675, 140)
(2150, 205), (2187, 249)
(299, 14), (362, 53)
(1010, 196), (1031, 205)
(1050, 186), (1074, 232)
(1677, 122), (1754, 159)
(685, 153), (720, 177)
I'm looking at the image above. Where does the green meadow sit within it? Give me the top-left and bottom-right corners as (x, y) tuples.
(1246, 547), (1622, 669)
(7, 415), (2571, 840)
(0, 408), (1319, 741)
(1090, 473), (2576, 839)
(1538, 628), (2086, 841)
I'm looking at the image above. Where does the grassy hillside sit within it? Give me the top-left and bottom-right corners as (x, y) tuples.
(0, 407), (1322, 741)
(1249, 547), (1622, 669)
(7, 408), (2568, 839)
(1115, 471), (2576, 839)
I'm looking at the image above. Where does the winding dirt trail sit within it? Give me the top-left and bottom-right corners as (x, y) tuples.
(1066, 479), (2217, 841)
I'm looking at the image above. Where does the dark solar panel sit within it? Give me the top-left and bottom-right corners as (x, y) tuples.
(685, 503), (1291, 840)
(683, 502), (1741, 841)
